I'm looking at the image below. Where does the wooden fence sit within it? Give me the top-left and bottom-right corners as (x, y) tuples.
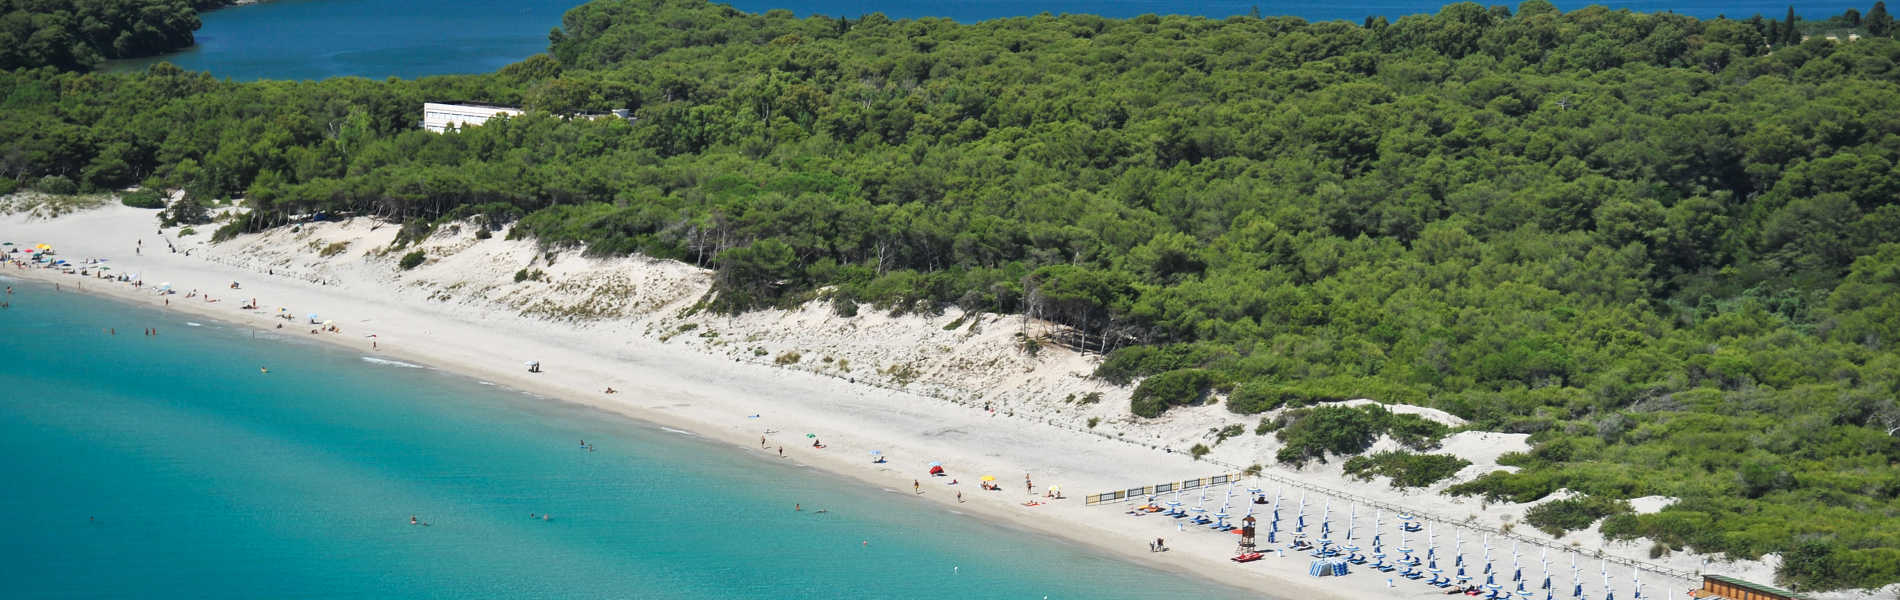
(1083, 472), (1245, 506)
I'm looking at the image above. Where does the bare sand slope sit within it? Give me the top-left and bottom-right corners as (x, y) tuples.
(6, 203), (1842, 599)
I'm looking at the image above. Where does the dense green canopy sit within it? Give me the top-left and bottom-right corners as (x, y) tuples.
(3, 0), (1900, 590)
(0, 0), (221, 71)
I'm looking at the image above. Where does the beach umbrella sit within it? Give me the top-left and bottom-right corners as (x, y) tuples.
(980, 475), (995, 481)
(1398, 512), (1421, 534)
(805, 433), (817, 438)
(868, 450), (881, 455)
(927, 461), (941, 467)
(307, 313), (319, 322)
(1, 242), (11, 245)
(1344, 504), (1357, 540)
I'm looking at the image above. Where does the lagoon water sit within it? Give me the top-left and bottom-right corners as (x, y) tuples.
(0, 276), (1250, 598)
(111, 0), (1867, 81)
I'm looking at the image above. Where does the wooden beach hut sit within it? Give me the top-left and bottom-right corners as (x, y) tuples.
(1694, 574), (1811, 600)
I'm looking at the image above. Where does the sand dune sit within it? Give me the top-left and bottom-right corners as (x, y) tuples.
(4, 201), (1822, 599)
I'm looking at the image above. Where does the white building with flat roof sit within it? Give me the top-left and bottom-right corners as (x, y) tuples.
(421, 102), (524, 132)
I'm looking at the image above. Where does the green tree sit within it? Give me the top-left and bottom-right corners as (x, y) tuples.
(1870, 2), (1894, 35)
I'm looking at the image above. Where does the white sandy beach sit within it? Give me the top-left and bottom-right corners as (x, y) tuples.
(4, 201), (1841, 600)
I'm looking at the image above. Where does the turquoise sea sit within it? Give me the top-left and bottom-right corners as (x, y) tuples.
(110, 0), (1870, 81)
(0, 276), (1250, 599)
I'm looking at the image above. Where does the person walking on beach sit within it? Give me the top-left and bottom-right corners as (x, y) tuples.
(957, 491), (963, 503)
(914, 480), (921, 494)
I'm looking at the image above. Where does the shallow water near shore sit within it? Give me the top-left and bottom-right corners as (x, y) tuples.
(0, 277), (1252, 599)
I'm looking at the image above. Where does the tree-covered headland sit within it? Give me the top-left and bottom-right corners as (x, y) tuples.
(3, 0), (1900, 590)
(0, 0), (236, 71)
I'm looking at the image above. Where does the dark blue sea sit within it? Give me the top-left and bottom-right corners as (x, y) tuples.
(108, 0), (1870, 81)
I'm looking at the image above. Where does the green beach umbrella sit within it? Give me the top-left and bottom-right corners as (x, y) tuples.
(806, 433), (816, 438)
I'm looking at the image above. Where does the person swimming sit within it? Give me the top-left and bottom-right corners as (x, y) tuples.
(410, 516), (418, 525)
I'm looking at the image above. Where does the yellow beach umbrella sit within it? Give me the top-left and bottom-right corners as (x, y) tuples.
(979, 475), (995, 482)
